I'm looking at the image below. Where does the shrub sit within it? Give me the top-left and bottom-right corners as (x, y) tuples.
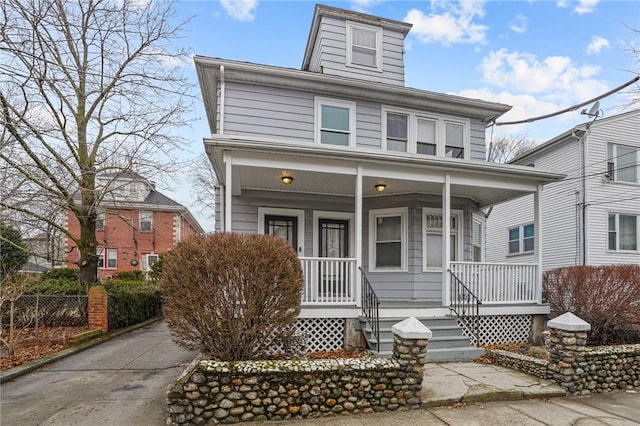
(0, 222), (28, 277)
(27, 278), (85, 295)
(42, 268), (80, 281)
(116, 270), (145, 281)
(161, 232), (303, 361)
(104, 282), (162, 330)
(543, 265), (640, 345)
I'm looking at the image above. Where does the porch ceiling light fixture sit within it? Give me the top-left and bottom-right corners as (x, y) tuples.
(281, 175), (294, 185)
(375, 183), (386, 192)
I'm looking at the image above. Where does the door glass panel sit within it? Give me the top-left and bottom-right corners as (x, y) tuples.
(265, 215), (298, 251)
(319, 219), (348, 258)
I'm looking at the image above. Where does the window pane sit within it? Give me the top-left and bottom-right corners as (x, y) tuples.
(508, 228), (519, 241)
(352, 27), (376, 48)
(377, 216), (401, 241)
(508, 241), (519, 254)
(523, 224), (534, 238)
(608, 231), (617, 250)
(417, 119), (436, 144)
(617, 146), (637, 183)
(446, 146), (464, 158)
(417, 143), (436, 155)
(426, 234), (442, 267)
(376, 242), (401, 267)
(387, 140), (407, 152)
(387, 113), (407, 139)
(523, 237), (534, 252)
(97, 249), (104, 268)
(107, 249), (117, 268)
(608, 214), (616, 231)
(321, 105), (349, 131)
(352, 48), (376, 66)
(445, 122), (463, 147)
(321, 130), (349, 146)
(619, 215), (637, 250)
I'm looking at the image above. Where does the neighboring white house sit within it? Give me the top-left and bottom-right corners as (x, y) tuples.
(195, 4), (564, 358)
(486, 109), (640, 270)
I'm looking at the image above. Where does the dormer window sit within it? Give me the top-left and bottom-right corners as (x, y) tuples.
(346, 21), (382, 71)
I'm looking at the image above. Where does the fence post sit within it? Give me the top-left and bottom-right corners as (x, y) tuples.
(391, 317), (432, 409)
(546, 312), (590, 395)
(88, 286), (108, 331)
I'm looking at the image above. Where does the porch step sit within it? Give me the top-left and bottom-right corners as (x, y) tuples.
(360, 316), (482, 362)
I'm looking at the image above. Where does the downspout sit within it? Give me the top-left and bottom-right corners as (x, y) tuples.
(219, 65), (225, 135)
(569, 129), (589, 265)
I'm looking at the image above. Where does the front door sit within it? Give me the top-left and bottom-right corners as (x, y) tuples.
(318, 219), (350, 297)
(265, 215), (298, 253)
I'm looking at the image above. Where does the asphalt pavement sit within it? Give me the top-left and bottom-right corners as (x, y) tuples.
(1, 320), (639, 425)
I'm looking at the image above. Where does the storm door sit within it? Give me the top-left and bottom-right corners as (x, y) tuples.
(318, 219), (350, 298)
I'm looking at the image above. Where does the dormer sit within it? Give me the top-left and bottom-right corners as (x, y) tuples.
(301, 4), (412, 86)
(97, 171), (153, 203)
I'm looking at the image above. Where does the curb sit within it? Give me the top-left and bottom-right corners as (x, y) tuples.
(0, 317), (162, 383)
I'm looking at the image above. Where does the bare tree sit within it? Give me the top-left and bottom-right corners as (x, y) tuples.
(487, 133), (537, 163)
(0, 0), (194, 285)
(189, 153), (218, 229)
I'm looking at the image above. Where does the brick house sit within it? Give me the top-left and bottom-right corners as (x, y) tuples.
(65, 172), (204, 279)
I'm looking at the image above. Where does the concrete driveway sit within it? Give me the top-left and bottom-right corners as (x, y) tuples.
(0, 321), (196, 425)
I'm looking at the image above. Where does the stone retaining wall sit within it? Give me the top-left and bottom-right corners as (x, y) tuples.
(166, 317), (431, 425)
(487, 349), (548, 379)
(582, 345), (640, 393)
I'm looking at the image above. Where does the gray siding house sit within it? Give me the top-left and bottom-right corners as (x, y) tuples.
(195, 5), (563, 358)
(486, 109), (640, 270)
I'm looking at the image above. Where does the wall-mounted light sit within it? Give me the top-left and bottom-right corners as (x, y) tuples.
(375, 184), (386, 192)
(281, 176), (294, 185)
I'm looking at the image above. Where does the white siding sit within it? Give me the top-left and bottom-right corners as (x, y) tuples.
(585, 111), (640, 265)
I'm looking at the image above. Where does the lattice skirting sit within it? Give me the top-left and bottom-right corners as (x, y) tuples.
(458, 315), (532, 345)
(267, 318), (345, 355)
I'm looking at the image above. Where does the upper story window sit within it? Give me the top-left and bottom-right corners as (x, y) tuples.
(315, 97), (356, 147)
(346, 21), (382, 71)
(369, 207), (407, 271)
(382, 107), (469, 159)
(607, 143), (638, 183)
(508, 223), (534, 255)
(608, 213), (638, 251)
(139, 211), (153, 232)
(95, 212), (105, 231)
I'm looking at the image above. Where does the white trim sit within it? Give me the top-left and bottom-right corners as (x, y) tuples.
(219, 65), (225, 134)
(507, 222), (535, 255)
(472, 213), (485, 262)
(381, 106), (470, 159)
(368, 207), (408, 272)
(139, 210), (153, 232)
(606, 211), (639, 252)
(258, 207), (305, 255)
(422, 207), (463, 272)
(442, 175), (451, 306)
(312, 211), (355, 257)
(314, 97), (357, 148)
(345, 21), (383, 72)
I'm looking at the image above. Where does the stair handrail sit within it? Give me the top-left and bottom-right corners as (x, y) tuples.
(360, 267), (380, 352)
(447, 269), (481, 346)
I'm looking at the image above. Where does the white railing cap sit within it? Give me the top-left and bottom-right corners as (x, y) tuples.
(547, 312), (591, 332)
(391, 317), (432, 340)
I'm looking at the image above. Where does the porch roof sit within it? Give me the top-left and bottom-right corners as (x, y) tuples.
(206, 136), (565, 208)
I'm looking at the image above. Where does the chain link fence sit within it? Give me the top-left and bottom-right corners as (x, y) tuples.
(0, 294), (88, 333)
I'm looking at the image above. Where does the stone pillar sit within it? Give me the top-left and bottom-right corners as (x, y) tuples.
(391, 317), (432, 409)
(88, 286), (109, 331)
(546, 312), (590, 395)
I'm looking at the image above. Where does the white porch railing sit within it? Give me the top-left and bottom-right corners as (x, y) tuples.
(300, 257), (356, 305)
(449, 262), (538, 304)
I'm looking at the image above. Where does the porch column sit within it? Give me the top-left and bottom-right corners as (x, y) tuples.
(224, 151), (232, 232)
(534, 184), (543, 304)
(442, 173), (451, 306)
(355, 165), (363, 306)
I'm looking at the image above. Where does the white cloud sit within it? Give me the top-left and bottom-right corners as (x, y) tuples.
(220, 0), (258, 22)
(586, 36), (610, 55)
(557, 0), (599, 14)
(404, 1), (488, 46)
(350, 0), (382, 12)
(509, 14), (527, 34)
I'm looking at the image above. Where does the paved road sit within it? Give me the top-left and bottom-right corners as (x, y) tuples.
(2, 320), (639, 425)
(1, 321), (196, 425)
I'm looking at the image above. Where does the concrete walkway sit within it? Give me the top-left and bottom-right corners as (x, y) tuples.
(1, 320), (638, 425)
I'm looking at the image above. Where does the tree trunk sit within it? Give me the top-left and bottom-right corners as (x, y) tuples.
(78, 213), (98, 286)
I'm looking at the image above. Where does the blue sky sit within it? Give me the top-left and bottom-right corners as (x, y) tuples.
(166, 0), (640, 230)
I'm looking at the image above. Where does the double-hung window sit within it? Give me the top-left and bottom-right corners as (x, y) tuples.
(139, 211), (153, 232)
(97, 248), (117, 269)
(369, 208), (407, 271)
(508, 223), (534, 255)
(346, 21), (382, 71)
(472, 215), (484, 262)
(315, 98), (356, 147)
(423, 208), (462, 269)
(95, 211), (105, 231)
(607, 143), (638, 183)
(382, 108), (468, 158)
(608, 213), (638, 251)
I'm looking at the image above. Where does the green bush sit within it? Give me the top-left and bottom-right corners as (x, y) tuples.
(27, 277), (85, 295)
(161, 232), (303, 361)
(116, 270), (145, 281)
(104, 282), (162, 330)
(543, 265), (640, 345)
(42, 268), (80, 281)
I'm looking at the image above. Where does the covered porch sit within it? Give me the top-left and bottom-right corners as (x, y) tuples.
(209, 137), (563, 311)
